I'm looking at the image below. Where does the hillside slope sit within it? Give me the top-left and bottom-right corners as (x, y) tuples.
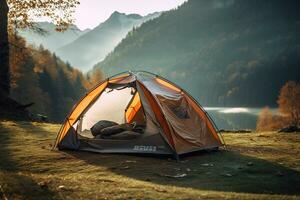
(56, 12), (160, 72)
(0, 121), (300, 199)
(18, 22), (90, 51)
(95, 0), (300, 107)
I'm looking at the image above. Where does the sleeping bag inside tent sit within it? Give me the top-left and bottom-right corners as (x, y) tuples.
(54, 71), (224, 156)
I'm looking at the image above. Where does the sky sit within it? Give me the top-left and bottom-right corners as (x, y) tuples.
(74, 0), (187, 30)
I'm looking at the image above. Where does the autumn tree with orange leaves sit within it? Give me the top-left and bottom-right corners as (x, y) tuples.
(256, 107), (283, 131)
(257, 81), (300, 131)
(277, 81), (300, 127)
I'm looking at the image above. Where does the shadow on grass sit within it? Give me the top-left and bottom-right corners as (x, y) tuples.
(67, 149), (300, 195)
(16, 121), (54, 138)
(0, 122), (57, 200)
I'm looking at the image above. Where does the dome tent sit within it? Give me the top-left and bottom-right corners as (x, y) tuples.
(54, 71), (224, 158)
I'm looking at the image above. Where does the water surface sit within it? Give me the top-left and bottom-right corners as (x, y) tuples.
(204, 107), (277, 130)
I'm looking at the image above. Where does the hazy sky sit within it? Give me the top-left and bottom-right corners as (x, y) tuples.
(75, 0), (187, 30)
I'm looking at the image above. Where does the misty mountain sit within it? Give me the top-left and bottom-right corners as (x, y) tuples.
(18, 22), (90, 52)
(56, 11), (161, 72)
(94, 0), (300, 107)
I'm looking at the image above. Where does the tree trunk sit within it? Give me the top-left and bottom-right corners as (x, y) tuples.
(0, 0), (10, 97)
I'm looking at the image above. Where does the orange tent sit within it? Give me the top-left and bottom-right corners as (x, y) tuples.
(54, 71), (224, 158)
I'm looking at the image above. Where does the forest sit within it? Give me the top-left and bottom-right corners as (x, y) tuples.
(9, 35), (94, 122)
(94, 0), (300, 107)
(1, 19), (103, 121)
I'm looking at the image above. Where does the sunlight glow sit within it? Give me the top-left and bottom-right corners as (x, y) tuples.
(220, 108), (250, 114)
(75, 0), (187, 30)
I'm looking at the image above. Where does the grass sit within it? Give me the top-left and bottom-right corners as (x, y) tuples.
(0, 121), (300, 200)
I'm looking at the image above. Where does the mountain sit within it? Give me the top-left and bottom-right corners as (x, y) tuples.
(18, 22), (90, 52)
(56, 11), (161, 72)
(94, 0), (300, 107)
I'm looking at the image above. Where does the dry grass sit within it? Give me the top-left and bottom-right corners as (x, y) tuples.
(0, 121), (300, 200)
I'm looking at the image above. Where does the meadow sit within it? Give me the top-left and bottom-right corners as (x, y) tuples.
(0, 121), (299, 200)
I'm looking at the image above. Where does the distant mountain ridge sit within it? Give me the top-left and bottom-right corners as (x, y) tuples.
(55, 11), (161, 72)
(18, 22), (90, 52)
(94, 0), (300, 107)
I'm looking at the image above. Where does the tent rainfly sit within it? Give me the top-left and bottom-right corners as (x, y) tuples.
(54, 71), (225, 158)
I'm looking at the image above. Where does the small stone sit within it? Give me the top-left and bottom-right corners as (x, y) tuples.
(120, 166), (130, 170)
(58, 185), (67, 190)
(38, 181), (48, 189)
(247, 162), (253, 166)
(223, 173), (233, 177)
(201, 163), (214, 167)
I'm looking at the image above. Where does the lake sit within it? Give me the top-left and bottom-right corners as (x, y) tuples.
(204, 107), (278, 130)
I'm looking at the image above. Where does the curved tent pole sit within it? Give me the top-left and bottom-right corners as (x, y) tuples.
(53, 118), (67, 150)
(124, 89), (138, 123)
(107, 71), (132, 79)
